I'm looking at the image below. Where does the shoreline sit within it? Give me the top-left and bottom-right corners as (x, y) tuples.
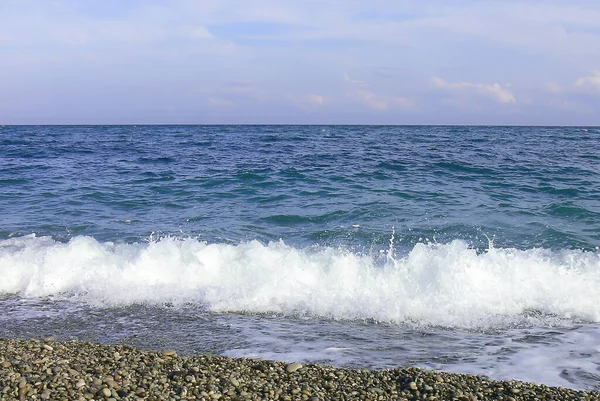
(1, 338), (598, 401)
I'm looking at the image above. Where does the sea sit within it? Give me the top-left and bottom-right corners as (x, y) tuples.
(1, 125), (599, 390)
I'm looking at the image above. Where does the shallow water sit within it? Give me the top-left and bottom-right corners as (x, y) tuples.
(1, 295), (599, 390)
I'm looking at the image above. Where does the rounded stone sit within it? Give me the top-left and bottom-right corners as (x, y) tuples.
(286, 363), (303, 373)
(0, 337), (596, 401)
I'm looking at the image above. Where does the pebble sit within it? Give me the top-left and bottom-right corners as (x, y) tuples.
(106, 378), (120, 389)
(286, 362), (303, 373)
(0, 338), (598, 401)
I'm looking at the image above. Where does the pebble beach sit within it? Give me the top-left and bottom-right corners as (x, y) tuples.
(1, 338), (598, 401)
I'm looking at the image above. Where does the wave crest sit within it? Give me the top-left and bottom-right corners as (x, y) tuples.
(1, 235), (599, 328)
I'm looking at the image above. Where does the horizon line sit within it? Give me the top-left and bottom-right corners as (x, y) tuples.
(2, 123), (599, 128)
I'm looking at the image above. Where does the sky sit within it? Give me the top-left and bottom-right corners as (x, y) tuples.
(1, 0), (600, 125)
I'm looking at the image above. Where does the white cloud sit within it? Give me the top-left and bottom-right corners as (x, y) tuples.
(2, 0), (600, 124)
(345, 73), (414, 111)
(286, 93), (326, 109)
(0, 1), (231, 54)
(536, 72), (600, 114)
(544, 82), (564, 94)
(431, 77), (516, 104)
(393, 96), (415, 109)
(308, 94), (324, 105)
(177, 1), (600, 58)
(343, 73), (368, 87)
(575, 71), (600, 93)
(409, 3), (600, 57)
(355, 89), (389, 110)
(543, 71), (600, 96)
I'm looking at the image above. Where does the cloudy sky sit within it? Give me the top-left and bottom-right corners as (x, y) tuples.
(1, 0), (600, 125)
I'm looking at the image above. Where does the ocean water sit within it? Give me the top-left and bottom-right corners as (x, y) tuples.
(1, 125), (599, 390)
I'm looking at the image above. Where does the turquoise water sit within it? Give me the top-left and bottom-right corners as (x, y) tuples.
(1, 125), (599, 389)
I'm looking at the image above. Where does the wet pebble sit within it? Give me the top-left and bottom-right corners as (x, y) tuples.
(0, 338), (598, 401)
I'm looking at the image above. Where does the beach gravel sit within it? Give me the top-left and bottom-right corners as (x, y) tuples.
(0, 338), (598, 401)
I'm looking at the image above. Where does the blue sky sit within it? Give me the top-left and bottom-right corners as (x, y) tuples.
(1, 0), (600, 125)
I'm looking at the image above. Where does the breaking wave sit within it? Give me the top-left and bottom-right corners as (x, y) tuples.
(1, 234), (599, 328)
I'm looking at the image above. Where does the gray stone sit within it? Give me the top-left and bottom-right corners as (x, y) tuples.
(286, 362), (303, 373)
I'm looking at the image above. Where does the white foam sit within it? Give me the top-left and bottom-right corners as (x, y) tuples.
(425, 326), (600, 390)
(1, 234), (599, 328)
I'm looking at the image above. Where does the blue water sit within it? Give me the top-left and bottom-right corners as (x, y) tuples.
(2, 125), (598, 249)
(1, 125), (600, 389)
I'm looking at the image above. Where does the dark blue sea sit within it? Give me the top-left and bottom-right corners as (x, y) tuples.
(1, 125), (599, 390)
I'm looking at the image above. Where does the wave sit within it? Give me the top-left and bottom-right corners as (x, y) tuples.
(1, 235), (599, 328)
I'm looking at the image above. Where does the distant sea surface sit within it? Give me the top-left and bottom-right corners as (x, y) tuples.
(1, 125), (599, 390)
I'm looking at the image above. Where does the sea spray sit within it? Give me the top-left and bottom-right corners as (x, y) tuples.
(1, 234), (599, 328)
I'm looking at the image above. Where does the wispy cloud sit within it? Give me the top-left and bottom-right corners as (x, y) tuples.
(354, 89), (389, 110)
(286, 93), (326, 110)
(430, 77), (516, 104)
(544, 72), (600, 96)
(308, 94), (324, 105)
(2, 0), (600, 124)
(543, 82), (564, 94)
(344, 73), (368, 87)
(538, 72), (600, 114)
(345, 73), (414, 111)
(575, 71), (600, 93)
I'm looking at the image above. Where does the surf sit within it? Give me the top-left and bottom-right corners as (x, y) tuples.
(1, 234), (599, 329)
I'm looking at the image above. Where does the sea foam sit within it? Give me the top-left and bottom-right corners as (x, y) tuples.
(1, 234), (599, 328)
